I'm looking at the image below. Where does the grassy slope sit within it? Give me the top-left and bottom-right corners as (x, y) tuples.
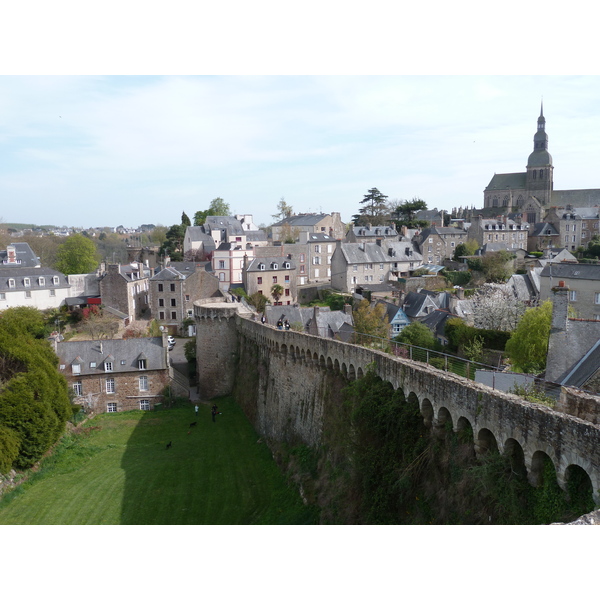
(0, 398), (316, 525)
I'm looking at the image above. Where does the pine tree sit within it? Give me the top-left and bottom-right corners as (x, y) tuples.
(353, 188), (390, 226)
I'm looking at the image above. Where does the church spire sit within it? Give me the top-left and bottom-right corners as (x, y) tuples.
(534, 101), (548, 150)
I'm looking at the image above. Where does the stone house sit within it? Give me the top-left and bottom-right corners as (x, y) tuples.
(544, 206), (600, 253)
(413, 226), (469, 265)
(467, 215), (529, 252)
(55, 337), (170, 413)
(330, 239), (423, 293)
(527, 222), (560, 253)
(99, 262), (151, 322)
(0, 242), (71, 311)
(539, 262), (600, 320)
(149, 262), (222, 334)
(243, 256), (297, 305)
(271, 212), (345, 243)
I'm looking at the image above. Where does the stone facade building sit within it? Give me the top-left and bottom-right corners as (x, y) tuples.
(55, 337), (170, 413)
(413, 226), (468, 265)
(99, 262), (151, 321)
(271, 212), (345, 243)
(467, 215), (529, 251)
(243, 256), (297, 305)
(483, 104), (600, 224)
(149, 262), (222, 334)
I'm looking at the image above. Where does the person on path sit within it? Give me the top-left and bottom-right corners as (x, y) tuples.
(212, 404), (218, 423)
(195, 404), (199, 416)
(277, 319), (283, 330)
(261, 314), (266, 324)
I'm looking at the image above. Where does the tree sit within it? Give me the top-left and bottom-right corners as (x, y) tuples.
(208, 197), (230, 216)
(160, 224), (185, 259)
(471, 284), (528, 331)
(55, 234), (100, 275)
(271, 197), (294, 222)
(353, 188), (390, 226)
(271, 284), (284, 304)
(390, 197), (428, 229)
(453, 239), (479, 261)
(247, 292), (268, 313)
(505, 300), (552, 374)
(0, 307), (72, 471)
(352, 300), (389, 344)
(394, 321), (436, 349)
(480, 251), (514, 283)
(78, 307), (120, 339)
(181, 211), (191, 227)
(193, 210), (210, 226)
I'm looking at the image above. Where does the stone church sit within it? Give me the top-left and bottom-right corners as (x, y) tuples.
(483, 104), (600, 223)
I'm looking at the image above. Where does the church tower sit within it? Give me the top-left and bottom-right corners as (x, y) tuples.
(525, 102), (554, 209)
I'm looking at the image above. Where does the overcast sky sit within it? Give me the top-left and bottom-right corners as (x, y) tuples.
(2, 5), (599, 232)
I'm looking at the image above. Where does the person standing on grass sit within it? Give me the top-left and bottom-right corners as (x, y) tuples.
(212, 404), (218, 423)
(195, 404), (199, 416)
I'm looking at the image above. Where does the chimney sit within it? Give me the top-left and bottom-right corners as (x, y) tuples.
(551, 281), (570, 332)
(344, 304), (352, 316)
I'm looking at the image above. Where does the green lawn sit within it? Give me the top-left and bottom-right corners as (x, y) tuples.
(0, 398), (317, 525)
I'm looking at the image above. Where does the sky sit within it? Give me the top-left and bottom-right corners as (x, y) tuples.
(3, 74), (600, 230)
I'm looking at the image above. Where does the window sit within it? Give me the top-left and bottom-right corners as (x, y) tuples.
(90, 362), (96, 368)
(272, 263), (278, 270)
(53, 276), (59, 285)
(595, 293), (600, 305)
(380, 263), (384, 270)
(272, 276), (277, 284)
(300, 254), (305, 263)
(219, 260), (225, 269)
(8, 278), (15, 288)
(170, 284), (175, 292)
(171, 311), (177, 319)
(257, 276), (262, 284)
(158, 283), (163, 292)
(138, 359), (147, 370)
(314, 269), (319, 278)
(259, 263), (265, 270)
(105, 361), (113, 372)
(0, 293), (5, 300)
(73, 382), (82, 396)
(24, 277), (30, 287)
(285, 289), (290, 296)
(159, 298), (164, 307)
(185, 295), (190, 302)
(140, 399), (150, 410)
(327, 244), (332, 253)
(159, 311), (165, 320)
(139, 376), (149, 391)
(285, 275), (289, 282)
(106, 378), (115, 393)
(107, 402), (117, 412)
(72, 364), (81, 375)
(569, 290), (577, 302)
(353, 265), (358, 271)
(171, 298), (176, 307)
(299, 266), (305, 274)
(314, 244), (321, 253)
(50, 289), (56, 297)
(25, 291), (31, 299)
(39, 277), (45, 286)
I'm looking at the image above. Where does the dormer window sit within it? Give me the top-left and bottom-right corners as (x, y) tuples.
(283, 262), (290, 269)
(52, 276), (59, 285)
(8, 278), (15, 288)
(105, 361), (113, 372)
(259, 263), (265, 271)
(24, 277), (30, 287)
(272, 263), (278, 270)
(39, 277), (45, 286)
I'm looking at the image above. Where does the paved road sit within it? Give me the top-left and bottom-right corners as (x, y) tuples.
(167, 337), (202, 404)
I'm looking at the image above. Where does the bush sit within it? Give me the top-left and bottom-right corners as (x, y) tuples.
(0, 425), (21, 474)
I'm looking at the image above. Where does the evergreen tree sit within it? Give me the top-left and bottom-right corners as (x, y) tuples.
(181, 212), (191, 227)
(390, 197), (428, 229)
(353, 188), (389, 226)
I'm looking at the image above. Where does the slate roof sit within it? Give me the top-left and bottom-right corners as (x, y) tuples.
(348, 224), (399, 238)
(560, 340), (600, 388)
(150, 266), (185, 281)
(485, 172), (527, 191)
(539, 262), (600, 281)
(264, 305), (312, 327)
(339, 242), (388, 265)
(551, 190), (600, 208)
(0, 267), (70, 291)
(530, 222), (559, 236)
(205, 216), (246, 237)
(272, 214), (329, 228)
(309, 308), (354, 339)
(56, 337), (168, 374)
(402, 291), (438, 318)
(421, 309), (453, 338)
(384, 240), (423, 262)
(246, 257), (296, 272)
(0, 242), (41, 268)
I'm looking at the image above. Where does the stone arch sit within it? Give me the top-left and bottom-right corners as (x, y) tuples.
(502, 438), (527, 478)
(333, 358), (340, 372)
(356, 366), (364, 379)
(319, 354), (326, 369)
(433, 406), (453, 439)
(326, 356), (334, 370)
(341, 362), (348, 378)
(280, 344), (288, 357)
(475, 428), (499, 456)
(563, 463), (594, 506)
(420, 398), (434, 427)
(347, 363), (356, 380)
(528, 450), (557, 488)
